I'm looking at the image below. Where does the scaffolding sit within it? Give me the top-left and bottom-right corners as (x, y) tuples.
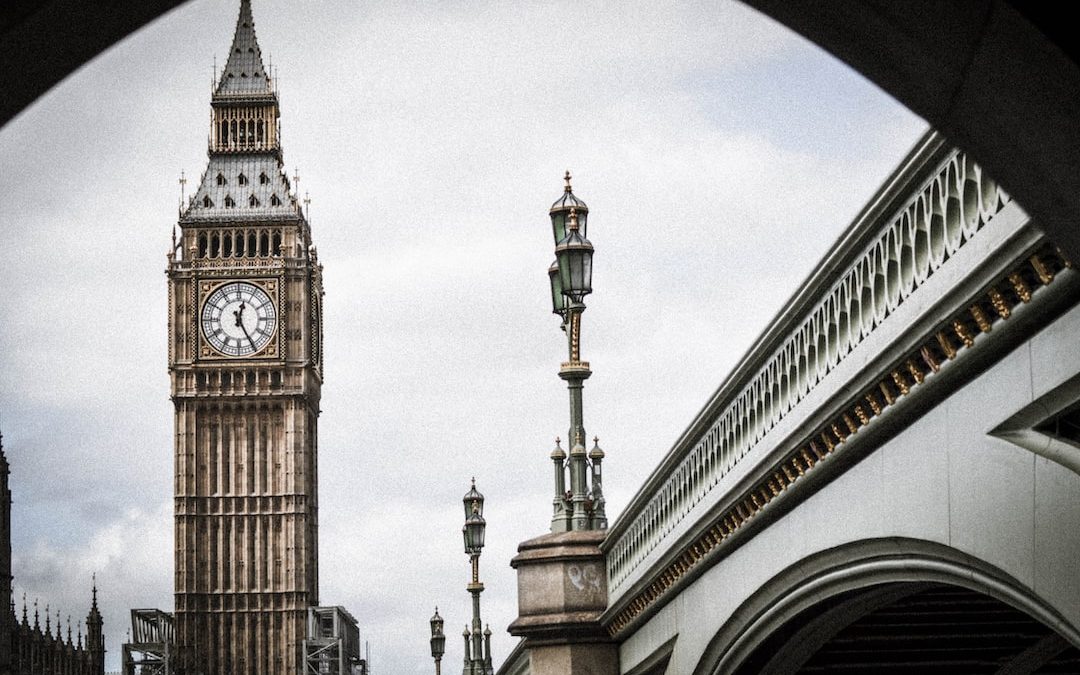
(302, 606), (368, 674)
(121, 608), (174, 675)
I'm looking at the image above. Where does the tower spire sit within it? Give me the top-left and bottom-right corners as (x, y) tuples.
(215, 0), (273, 98)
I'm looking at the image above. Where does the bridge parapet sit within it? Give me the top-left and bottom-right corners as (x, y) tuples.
(601, 131), (1074, 635)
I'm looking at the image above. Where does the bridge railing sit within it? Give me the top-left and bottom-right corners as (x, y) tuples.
(602, 131), (1022, 606)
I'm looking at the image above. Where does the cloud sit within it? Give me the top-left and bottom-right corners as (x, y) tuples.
(13, 502), (172, 650)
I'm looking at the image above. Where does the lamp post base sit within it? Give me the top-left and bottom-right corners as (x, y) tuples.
(508, 530), (619, 675)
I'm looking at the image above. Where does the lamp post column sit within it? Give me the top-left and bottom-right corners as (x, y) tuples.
(561, 304), (591, 531)
(469, 555), (483, 674)
(429, 608), (445, 675)
(554, 203), (594, 532)
(462, 479), (491, 675)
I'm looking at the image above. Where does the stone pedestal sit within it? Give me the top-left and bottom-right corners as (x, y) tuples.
(508, 530), (619, 675)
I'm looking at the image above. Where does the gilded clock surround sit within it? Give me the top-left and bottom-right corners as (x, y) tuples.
(198, 278), (281, 359)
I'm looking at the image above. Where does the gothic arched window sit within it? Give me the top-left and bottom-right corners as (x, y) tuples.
(224, 195), (235, 208)
(249, 195), (260, 207)
(216, 173), (226, 186)
(237, 173), (248, 186)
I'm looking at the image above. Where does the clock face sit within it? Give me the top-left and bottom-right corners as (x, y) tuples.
(201, 281), (277, 357)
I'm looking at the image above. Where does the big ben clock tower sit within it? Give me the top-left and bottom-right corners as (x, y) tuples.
(167, 2), (323, 673)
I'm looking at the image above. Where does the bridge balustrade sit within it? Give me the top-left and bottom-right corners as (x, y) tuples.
(598, 131), (1070, 637)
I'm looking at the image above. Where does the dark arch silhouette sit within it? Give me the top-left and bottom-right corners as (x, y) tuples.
(0, 1), (185, 127)
(742, 2), (1080, 265)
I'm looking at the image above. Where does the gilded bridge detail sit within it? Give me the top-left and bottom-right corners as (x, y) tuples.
(604, 245), (1070, 636)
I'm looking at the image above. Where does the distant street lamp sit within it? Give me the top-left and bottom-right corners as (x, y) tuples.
(547, 172), (606, 533)
(430, 607), (445, 675)
(462, 479), (493, 675)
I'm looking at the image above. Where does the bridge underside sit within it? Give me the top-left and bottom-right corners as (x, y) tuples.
(735, 583), (1080, 674)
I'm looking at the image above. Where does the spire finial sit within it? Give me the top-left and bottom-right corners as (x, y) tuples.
(564, 170), (572, 192)
(89, 573), (101, 619)
(77, 619), (83, 648)
(33, 598), (39, 630)
(21, 593), (27, 625)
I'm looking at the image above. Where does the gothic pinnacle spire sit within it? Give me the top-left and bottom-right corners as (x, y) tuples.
(88, 572), (102, 623)
(0, 425), (7, 474)
(215, 0), (273, 98)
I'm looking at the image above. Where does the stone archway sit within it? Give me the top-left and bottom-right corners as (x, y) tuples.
(695, 538), (1080, 675)
(735, 583), (1080, 674)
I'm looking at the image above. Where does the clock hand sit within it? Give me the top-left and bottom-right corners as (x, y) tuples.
(240, 322), (258, 351)
(234, 305), (258, 351)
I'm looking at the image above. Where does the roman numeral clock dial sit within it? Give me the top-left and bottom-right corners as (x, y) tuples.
(201, 281), (277, 357)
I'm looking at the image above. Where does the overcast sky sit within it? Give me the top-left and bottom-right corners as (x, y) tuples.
(0, 1), (926, 671)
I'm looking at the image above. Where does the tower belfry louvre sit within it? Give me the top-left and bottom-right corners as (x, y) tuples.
(166, 1), (324, 672)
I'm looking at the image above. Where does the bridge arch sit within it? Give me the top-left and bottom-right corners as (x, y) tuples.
(694, 538), (1080, 675)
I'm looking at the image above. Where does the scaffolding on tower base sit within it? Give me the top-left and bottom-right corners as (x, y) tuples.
(302, 606), (369, 674)
(121, 608), (175, 675)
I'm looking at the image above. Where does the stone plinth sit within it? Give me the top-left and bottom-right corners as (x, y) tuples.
(508, 530), (618, 675)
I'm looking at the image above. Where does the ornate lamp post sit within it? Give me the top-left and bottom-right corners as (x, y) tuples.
(547, 172), (606, 533)
(430, 607), (446, 675)
(504, 172), (616, 675)
(462, 479), (493, 675)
